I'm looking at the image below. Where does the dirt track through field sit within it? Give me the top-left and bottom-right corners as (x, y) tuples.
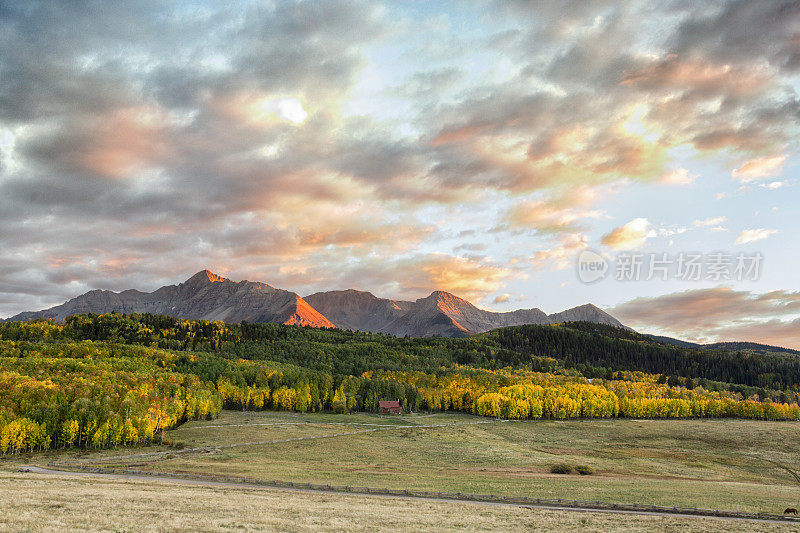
(19, 465), (798, 526)
(188, 417), (513, 430)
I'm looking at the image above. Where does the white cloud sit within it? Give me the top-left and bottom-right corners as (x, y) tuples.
(269, 98), (309, 125)
(659, 168), (696, 186)
(656, 226), (687, 237)
(694, 216), (727, 227)
(735, 228), (777, 244)
(601, 218), (651, 250)
(732, 154), (787, 182)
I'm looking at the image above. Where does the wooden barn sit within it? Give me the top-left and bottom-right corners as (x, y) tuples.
(379, 400), (402, 415)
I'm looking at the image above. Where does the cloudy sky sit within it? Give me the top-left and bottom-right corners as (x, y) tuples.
(1, 1), (799, 347)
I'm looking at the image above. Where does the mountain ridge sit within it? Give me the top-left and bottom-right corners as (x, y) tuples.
(8, 269), (624, 337)
(8, 270), (334, 329)
(645, 334), (800, 358)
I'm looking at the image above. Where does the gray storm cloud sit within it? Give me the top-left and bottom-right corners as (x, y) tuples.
(0, 0), (798, 323)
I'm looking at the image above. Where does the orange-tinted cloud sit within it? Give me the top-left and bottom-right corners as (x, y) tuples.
(431, 124), (491, 146)
(79, 108), (171, 178)
(621, 54), (770, 98)
(21, 106), (172, 180)
(732, 155), (787, 182)
(261, 252), (514, 305)
(601, 218), (651, 250)
(208, 91), (310, 128)
(529, 232), (588, 271)
(707, 318), (800, 350)
(611, 287), (800, 349)
(413, 254), (512, 302)
(504, 200), (600, 234)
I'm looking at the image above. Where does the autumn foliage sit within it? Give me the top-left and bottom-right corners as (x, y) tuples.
(0, 314), (799, 455)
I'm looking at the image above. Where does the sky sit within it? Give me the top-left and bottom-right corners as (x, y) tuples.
(1, 1), (799, 347)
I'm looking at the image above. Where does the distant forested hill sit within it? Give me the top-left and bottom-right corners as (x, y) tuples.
(3, 313), (799, 392)
(645, 335), (800, 357)
(702, 341), (800, 357)
(482, 322), (800, 392)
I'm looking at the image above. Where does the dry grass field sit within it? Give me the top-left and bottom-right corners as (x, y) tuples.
(1, 471), (795, 532)
(19, 410), (800, 517)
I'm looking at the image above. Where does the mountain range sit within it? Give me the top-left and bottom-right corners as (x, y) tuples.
(6, 270), (625, 337)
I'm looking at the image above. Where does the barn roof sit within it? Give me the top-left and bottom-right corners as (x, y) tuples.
(379, 400), (401, 408)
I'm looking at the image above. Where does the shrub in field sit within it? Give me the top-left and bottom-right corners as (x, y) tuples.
(332, 388), (347, 414)
(575, 465), (594, 475)
(550, 464), (573, 474)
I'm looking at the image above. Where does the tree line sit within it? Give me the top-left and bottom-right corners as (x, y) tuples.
(1, 314), (800, 454)
(0, 345), (220, 454)
(4, 314), (799, 395)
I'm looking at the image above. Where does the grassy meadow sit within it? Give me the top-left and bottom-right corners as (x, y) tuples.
(23, 410), (800, 516)
(4, 470), (794, 532)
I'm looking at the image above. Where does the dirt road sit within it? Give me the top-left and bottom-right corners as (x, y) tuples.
(19, 465), (798, 526)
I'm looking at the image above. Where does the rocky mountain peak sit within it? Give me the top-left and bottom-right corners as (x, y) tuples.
(425, 290), (459, 299)
(304, 289), (413, 332)
(185, 269), (228, 285)
(548, 303), (625, 329)
(418, 290), (467, 306)
(179, 270), (238, 295)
